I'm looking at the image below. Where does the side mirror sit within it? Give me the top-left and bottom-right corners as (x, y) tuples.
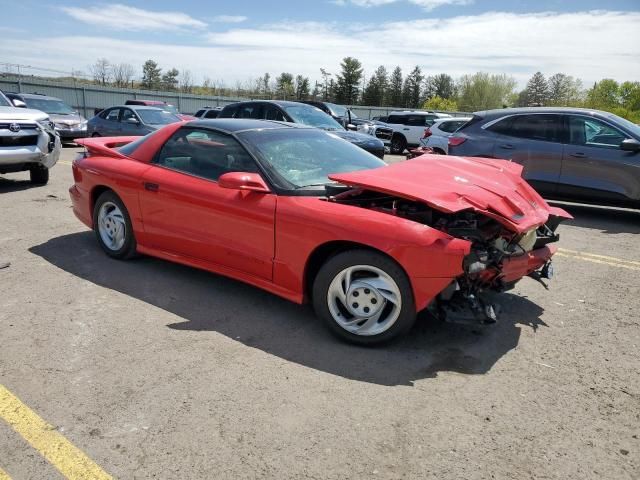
(346, 124), (357, 131)
(620, 138), (640, 152)
(12, 99), (27, 108)
(218, 172), (270, 193)
(124, 117), (140, 124)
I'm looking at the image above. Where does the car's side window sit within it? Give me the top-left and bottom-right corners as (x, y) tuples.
(438, 121), (462, 133)
(204, 110), (219, 119)
(121, 108), (137, 123)
(237, 104), (263, 119)
(264, 105), (286, 122)
(568, 116), (627, 148)
(491, 114), (562, 143)
(155, 128), (259, 182)
(194, 109), (205, 118)
(387, 115), (406, 125)
(104, 108), (121, 122)
(406, 115), (427, 127)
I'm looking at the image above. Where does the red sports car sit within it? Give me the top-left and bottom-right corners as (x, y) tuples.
(71, 119), (571, 345)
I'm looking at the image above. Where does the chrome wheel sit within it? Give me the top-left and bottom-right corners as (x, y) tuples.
(327, 265), (402, 336)
(97, 201), (126, 251)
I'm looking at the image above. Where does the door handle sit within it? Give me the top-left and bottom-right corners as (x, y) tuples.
(144, 182), (159, 192)
(499, 144), (514, 150)
(570, 152), (587, 158)
(403, 128), (410, 131)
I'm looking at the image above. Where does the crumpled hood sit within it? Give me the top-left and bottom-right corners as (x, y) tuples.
(329, 154), (570, 233)
(332, 129), (383, 146)
(0, 106), (49, 122)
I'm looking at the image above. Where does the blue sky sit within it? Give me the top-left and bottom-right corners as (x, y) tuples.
(1, 0), (639, 87)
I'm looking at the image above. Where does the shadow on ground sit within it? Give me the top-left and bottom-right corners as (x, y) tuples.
(0, 176), (38, 193)
(553, 202), (640, 235)
(30, 232), (547, 386)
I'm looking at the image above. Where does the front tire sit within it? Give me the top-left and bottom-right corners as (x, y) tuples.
(29, 166), (49, 185)
(312, 250), (416, 345)
(390, 134), (407, 155)
(93, 190), (137, 259)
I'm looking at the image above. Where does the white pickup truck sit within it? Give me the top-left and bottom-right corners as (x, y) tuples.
(0, 91), (60, 185)
(385, 110), (452, 154)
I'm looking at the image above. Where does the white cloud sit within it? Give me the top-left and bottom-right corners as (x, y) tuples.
(211, 15), (248, 23)
(61, 4), (207, 31)
(334, 0), (473, 10)
(3, 11), (638, 88)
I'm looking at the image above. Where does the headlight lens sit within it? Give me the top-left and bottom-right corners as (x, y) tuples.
(37, 118), (55, 131)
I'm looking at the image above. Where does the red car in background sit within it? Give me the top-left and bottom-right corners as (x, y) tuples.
(70, 119), (571, 345)
(125, 99), (196, 121)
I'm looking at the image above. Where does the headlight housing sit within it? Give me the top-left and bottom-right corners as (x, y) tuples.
(37, 118), (55, 131)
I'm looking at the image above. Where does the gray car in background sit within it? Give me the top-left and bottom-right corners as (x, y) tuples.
(6, 92), (88, 142)
(448, 107), (640, 208)
(87, 105), (182, 137)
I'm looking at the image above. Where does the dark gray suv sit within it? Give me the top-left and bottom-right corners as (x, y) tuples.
(448, 107), (640, 208)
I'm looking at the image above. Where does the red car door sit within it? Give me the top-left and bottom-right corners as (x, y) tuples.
(138, 127), (276, 280)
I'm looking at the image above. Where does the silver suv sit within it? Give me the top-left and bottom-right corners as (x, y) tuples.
(0, 90), (61, 185)
(386, 110), (452, 154)
(448, 107), (640, 208)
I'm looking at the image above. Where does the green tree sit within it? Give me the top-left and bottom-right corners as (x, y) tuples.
(161, 68), (179, 91)
(424, 73), (456, 100)
(402, 66), (424, 108)
(620, 81), (640, 111)
(457, 72), (517, 111)
(295, 75), (310, 100)
(141, 60), (162, 90)
(362, 65), (388, 106)
(422, 96), (458, 112)
(386, 66), (403, 107)
(586, 79), (620, 110)
(276, 72), (295, 99)
(547, 73), (584, 106)
(524, 71), (549, 106)
(335, 57), (363, 105)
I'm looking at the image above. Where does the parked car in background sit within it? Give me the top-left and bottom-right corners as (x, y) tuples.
(125, 100), (195, 121)
(219, 101), (385, 158)
(448, 107), (640, 208)
(372, 115), (388, 123)
(419, 117), (471, 154)
(298, 101), (356, 128)
(70, 119), (570, 344)
(0, 90), (60, 185)
(87, 106), (182, 137)
(194, 106), (223, 119)
(386, 111), (452, 154)
(6, 92), (88, 142)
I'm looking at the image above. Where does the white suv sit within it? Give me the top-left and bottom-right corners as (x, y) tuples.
(386, 111), (452, 154)
(419, 117), (471, 154)
(0, 91), (60, 185)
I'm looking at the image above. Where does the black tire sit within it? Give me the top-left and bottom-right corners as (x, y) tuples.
(29, 166), (49, 185)
(312, 249), (416, 345)
(390, 134), (407, 155)
(92, 190), (137, 259)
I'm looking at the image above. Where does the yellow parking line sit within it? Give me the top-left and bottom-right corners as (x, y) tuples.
(0, 385), (112, 480)
(555, 252), (640, 271)
(558, 248), (640, 267)
(0, 466), (12, 480)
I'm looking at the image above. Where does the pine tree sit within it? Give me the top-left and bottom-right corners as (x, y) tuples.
(141, 60), (162, 90)
(335, 57), (363, 105)
(362, 65), (388, 106)
(386, 66), (403, 107)
(161, 68), (179, 91)
(295, 75), (310, 100)
(524, 71), (549, 106)
(403, 66), (424, 108)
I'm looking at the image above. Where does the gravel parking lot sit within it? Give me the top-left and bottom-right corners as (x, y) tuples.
(1, 147), (639, 479)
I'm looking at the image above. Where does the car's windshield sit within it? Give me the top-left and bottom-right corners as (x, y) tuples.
(238, 128), (385, 190)
(607, 113), (640, 138)
(137, 109), (180, 125)
(160, 104), (179, 114)
(283, 105), (345, 131)
(0, 92), (10, 107)
(25, 98), (75, 115)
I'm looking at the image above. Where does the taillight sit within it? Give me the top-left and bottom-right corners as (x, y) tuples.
(422, 128), (432, 139)
(448, 136), (466, 147)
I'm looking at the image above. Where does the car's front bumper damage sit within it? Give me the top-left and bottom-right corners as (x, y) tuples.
(0, 124), (61, 172)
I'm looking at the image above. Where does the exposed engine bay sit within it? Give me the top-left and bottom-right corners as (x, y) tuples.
(329, 188), (564, 325)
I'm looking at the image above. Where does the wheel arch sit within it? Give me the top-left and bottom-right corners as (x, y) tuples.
(303, 240), (410, 303)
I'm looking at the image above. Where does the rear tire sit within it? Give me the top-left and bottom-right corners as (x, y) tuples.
(390, 134), (407, 155)
(29, 166), (49, 185)
(93, 190), (137, 259)
(312, 250), (416, 345)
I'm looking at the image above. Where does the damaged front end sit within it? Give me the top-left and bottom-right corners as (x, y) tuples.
(329, 188), (571, 325)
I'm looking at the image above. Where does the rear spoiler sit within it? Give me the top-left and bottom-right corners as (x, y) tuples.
(75, 136), (141, 159)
